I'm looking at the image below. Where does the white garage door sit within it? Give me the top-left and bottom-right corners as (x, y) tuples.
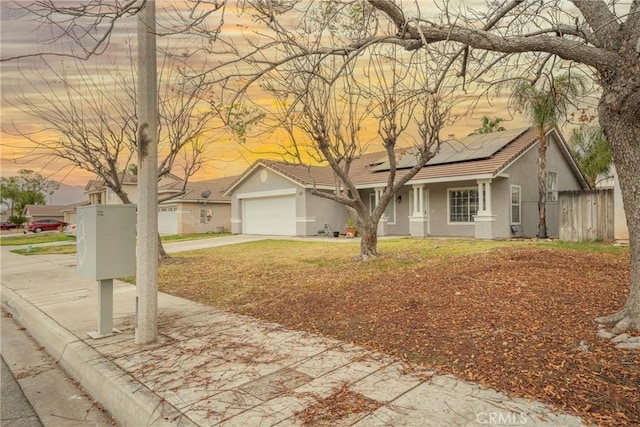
(158, 206), (178, 235)
(243, 195), (296, 236)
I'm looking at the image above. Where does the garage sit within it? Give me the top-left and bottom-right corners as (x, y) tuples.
(243, 194), (296, 235)
(158, 206), (178, 235)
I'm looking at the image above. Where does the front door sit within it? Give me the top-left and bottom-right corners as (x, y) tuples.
(410, 186), (429, 235)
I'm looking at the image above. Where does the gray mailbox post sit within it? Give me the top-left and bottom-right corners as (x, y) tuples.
(76, 205), (136, 339)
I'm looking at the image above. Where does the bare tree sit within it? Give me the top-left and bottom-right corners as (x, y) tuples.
(353, 0), (640, 332)
(224, 4), (450, 259)
(199, 0), (638, 329)
(3, 55), (219, 258)
(5, 0), (639, 331)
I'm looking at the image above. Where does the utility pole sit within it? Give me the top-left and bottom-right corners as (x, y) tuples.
(135, 0), (158, 345)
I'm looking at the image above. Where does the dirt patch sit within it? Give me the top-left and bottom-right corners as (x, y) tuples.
(160, 243), (638, 426)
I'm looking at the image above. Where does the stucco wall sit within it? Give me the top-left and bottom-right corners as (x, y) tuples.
(178, 201), (231, 234)
(487, 177), (512, 239)
(502, 132), (583, 238)
(360, 188), (411, 236)
(303, 189), (349, 236)
(427, 181), (476, 237)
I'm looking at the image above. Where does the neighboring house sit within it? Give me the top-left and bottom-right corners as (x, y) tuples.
(22, 205), (66, 223)
(84, 173), (182, 206)
(82, 173), (234, 235)
(61, 201), (90, 224)
(225, 127), (589, 239)
(156, 177), (235, 235)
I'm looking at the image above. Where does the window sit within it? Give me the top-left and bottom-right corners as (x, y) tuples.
(547, 172), (558, 202)
(369, 192), (396, 224)
(510, 185), (521, 224)
(448, 188), (478, 223)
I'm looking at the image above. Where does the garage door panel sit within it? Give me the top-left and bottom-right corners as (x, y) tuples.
(158, 209), (178, 235)
(243, 195), (296, 236)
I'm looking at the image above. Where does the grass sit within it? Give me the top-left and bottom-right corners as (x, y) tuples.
(2, 231), (232, 253)
(156, 238), (520, 306)
(541, 239), (629, 254)
(160, 232), (231, 242)
(11, 245), (77, 255)
(0, 232), (75, 246)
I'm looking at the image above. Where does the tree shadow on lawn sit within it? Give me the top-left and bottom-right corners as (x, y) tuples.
(160, 245), (639, 426)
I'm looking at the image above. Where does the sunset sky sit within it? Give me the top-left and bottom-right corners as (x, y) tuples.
(0, 1), (534, 186)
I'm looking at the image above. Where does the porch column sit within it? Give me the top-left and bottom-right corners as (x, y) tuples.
(477, 180), (493, 215)
(410, 184), (429, 237)
(413, 185), (424, 216)
(475, 179), (496, 239)
(375, 187), (388, 236)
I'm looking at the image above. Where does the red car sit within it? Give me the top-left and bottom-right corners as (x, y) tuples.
(0, 221), (18, 230)
(27, 219), (67, 233)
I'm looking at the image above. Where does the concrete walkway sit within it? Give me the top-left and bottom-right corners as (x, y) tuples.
(1, 237), (585, 426)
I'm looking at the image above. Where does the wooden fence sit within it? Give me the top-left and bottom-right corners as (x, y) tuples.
(558, 189), (614, 242)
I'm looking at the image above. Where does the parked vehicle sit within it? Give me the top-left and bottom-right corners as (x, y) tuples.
(64, 224), (77, 237)
(27, 219), (67, 233)
(0, 221), (18, 230)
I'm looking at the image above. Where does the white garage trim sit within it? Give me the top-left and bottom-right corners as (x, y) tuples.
(237, 188), (297, 199)
(296, 217), (316, 223)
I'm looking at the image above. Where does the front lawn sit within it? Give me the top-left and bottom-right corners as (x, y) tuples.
(0, 232), (75, 246)
(11, 245), (77, 255)
(3, 231), (232, 252)
(160, 232), (232, 242)
(158, 238), (638, 426)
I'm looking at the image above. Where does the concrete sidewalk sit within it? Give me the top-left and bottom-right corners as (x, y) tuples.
(1, 242), (585, 426)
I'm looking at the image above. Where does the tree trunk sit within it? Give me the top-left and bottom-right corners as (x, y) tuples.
(158, 232), (170, 260)
(537, 132), (548, 239)
(594, 82), (640, 333)
(359, 220), (379, 260)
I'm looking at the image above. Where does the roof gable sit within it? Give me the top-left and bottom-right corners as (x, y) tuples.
(23, 204), (66, 217)
(224, 160), (336, 195)
(163, 176), (239, 203)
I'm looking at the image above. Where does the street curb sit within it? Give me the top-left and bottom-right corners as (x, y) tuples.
(1, 285), (198, 427)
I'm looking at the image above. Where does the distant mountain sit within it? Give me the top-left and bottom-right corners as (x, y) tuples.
(48, 183), (86, 206)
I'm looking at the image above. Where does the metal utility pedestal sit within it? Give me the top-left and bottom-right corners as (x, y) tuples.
(87, 279), (120, 339)
(76, 205), (136, 340)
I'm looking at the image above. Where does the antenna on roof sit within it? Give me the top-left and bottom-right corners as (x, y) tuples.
(201, 190), (211, 199)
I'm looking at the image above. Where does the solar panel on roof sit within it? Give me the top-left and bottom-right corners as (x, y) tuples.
(370, 127), (529, 172)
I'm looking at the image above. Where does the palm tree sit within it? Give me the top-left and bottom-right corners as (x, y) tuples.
(511, 74), (585, 238)
(570, 124), (613, 189)
(469, 116), (506, 135)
